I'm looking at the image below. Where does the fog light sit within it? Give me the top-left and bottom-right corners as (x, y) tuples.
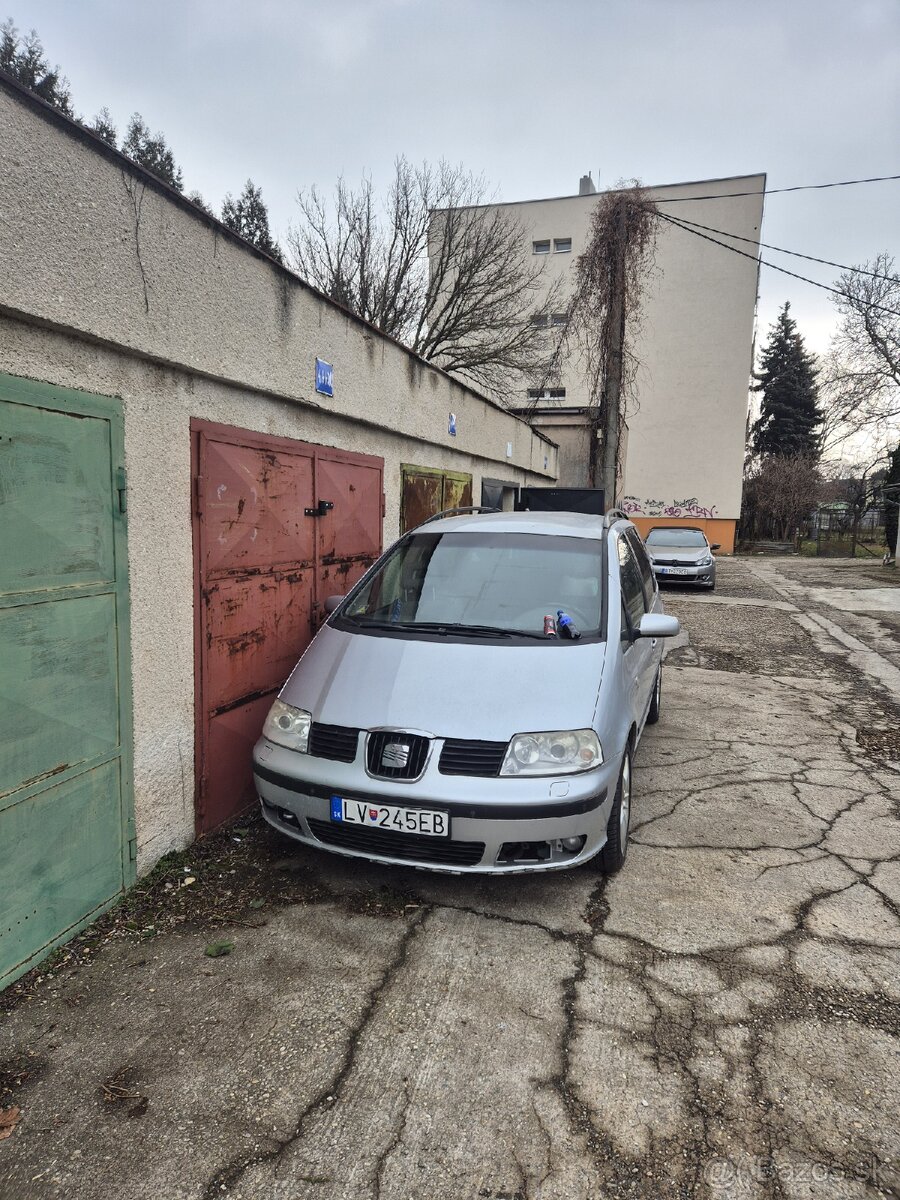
(561, 836), (586, 852)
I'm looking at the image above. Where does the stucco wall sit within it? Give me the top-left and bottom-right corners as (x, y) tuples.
(0, 83), (555, 484)
(0, 80), (557, 870)
(525, 412), (593, 489)
(468, 176), (765, 523)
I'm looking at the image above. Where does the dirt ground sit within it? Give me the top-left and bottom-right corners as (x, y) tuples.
(1, 556), (898, 1200)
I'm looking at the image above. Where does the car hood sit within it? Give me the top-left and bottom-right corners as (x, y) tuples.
(279, 624), (607, 740)
(648, 546), (710, 563)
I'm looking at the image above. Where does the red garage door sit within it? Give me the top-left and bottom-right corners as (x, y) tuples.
(192, 420), (383, 833)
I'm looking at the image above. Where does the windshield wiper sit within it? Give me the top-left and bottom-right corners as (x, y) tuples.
(344, 617), (548, 639)
(401, 621), (516, 638)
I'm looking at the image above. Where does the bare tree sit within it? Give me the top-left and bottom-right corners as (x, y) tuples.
(287, 158), (561, 401)
(821, 253), (900, 445)
(840, 453), (889, 551)
(551, 183), (659, 496)
(741, 454), (823, 542)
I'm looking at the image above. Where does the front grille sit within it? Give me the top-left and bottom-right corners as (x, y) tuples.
(439, 739), (507, 777)
(308, 819), (484, 866)
(309, 722), (360, 763)
(653, 558), (689, 566)
(366, 731), (430, 780)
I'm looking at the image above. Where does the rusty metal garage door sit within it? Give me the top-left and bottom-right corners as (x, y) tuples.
(400, 465), (473, 533)
(1, 373), (134, 989)
(192, 421), (383, 834)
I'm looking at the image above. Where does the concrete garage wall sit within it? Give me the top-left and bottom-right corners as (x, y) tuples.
(0, 79), (557, 871)
(0, 82), (554, 490)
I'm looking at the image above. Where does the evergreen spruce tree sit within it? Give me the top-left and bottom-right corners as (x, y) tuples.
(221, 180), (283, 262)
(187, 190), (214, 216)
(122, 113), (184, 192)
(90, 106), (117, 147)
(0, 19), (73, 113)
(751, 302), (823, 458)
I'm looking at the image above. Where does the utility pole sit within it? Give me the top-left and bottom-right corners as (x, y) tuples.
(593, 198), (627, 508)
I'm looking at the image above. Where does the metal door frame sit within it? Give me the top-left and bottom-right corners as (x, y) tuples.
(0, 371), (135, 983)
(190, 419), (383, 833)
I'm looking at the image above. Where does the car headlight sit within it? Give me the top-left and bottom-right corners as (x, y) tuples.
(262, 699), (311, 752)
(697, 554), (713, 567)
(500, 729), (603, 776)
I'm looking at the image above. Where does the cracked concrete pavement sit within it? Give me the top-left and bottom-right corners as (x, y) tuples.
(1, 557), (898, 1200)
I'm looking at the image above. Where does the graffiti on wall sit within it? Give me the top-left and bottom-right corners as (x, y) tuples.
(622, 495), (718, 520)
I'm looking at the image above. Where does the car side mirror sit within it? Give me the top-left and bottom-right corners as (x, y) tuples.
(710, 543), (721, 552)
(324, 594), (345, 615)
(637, 613), (680, 639)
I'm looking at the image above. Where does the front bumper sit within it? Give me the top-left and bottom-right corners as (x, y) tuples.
(253, 739), (615, 874)
(652, 563), (716, 586)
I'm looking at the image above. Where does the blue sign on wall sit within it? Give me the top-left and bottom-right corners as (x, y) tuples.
(315, 358), (334, 397)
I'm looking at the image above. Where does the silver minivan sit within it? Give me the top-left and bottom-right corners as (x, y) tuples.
(254, 509), (679, 874)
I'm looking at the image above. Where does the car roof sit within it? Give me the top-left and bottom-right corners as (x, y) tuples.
(414, 510), (611, 540)
(646, 525), (705, 534)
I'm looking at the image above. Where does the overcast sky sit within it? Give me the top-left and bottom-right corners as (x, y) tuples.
(11, 0), (900, 354)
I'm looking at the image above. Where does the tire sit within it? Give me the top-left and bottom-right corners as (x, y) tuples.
(646, 664), (662, 725)
(599, 744), (633, 874)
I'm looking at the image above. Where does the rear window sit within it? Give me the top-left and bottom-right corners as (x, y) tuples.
(340, 531), (604, 638)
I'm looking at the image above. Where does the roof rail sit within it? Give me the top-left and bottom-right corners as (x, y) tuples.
(416, 505), (500, 528)
(603, 507), (631, 526)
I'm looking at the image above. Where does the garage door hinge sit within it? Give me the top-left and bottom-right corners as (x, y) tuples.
(193, 474), (203, 517)
(128, 836), (137, 862)
(382, 493), (386, 518)
(116, 467), (127, 513)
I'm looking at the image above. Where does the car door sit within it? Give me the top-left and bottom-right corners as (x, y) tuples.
(616, 533), (656, 729)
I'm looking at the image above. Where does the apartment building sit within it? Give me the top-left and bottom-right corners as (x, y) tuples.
(470, 173), (765, 552)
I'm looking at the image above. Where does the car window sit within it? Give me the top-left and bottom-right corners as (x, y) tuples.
(646, 528), (707, 547)
(625, 528), (655, 604)
(342, 530), (605, 636)
(616, 534), (646, 632)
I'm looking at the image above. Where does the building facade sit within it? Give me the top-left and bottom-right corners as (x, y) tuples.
(475, 173), (766, 552)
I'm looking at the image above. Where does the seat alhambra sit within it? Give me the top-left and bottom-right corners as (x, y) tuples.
(254, 509), (679, 874)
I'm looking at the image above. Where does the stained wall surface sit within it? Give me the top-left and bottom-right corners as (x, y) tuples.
(0, 80), (556, 869)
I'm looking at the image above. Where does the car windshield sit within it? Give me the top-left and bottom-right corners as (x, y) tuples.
(340, 531), (604, 637)
(646, 529), (707, 548)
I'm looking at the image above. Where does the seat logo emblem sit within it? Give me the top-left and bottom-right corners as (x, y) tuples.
(381, 742), (410, 768)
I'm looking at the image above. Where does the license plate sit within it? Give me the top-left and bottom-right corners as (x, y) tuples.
(659, 566), (692, 575)
(330, 796), (450, 838)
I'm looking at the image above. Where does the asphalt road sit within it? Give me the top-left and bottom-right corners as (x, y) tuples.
(1, 557), (899, 1200)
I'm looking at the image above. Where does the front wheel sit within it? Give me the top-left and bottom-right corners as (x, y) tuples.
(599, 745), (632, 874)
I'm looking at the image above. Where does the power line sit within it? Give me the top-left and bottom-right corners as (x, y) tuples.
(652, 173), (900, 203)
(656, 211), (900, 318)
(667, 215), (899, 282)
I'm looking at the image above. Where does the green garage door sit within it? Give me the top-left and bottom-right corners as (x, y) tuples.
(0, 373), (134, 989)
